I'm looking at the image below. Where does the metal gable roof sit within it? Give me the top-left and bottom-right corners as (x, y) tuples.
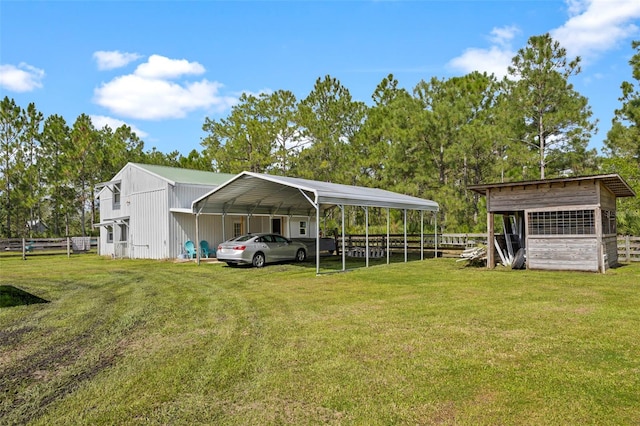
(192, 172), (439, 216)
(131, 163), (235, 186)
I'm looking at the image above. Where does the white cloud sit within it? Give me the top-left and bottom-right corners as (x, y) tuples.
(94, 54), (237, 120)
(93, 50), (142, 70)
(134, 55), (205, 79)
(90, 115), (148, 138)
(448, 26), (519, 78)
(551, 0), (640, 60)
(489, 25), (520, 48)
(0, 63), (45, 92)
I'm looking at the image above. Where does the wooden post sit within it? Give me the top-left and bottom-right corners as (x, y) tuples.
(22, 238), (26, 260)
(595, 207), (604, 272)
(626, 235), (631, 262)
(67, 237), (71, 258)
(487, 212), (495, 269)
(434, 211), (438, 259)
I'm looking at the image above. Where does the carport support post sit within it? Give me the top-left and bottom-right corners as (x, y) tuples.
(386, 208), (390, 265)
(341, 205), (346, 271)
(222, 214), (226, 242)
(195, 213), (200, 265)
(404, 209), (407, 263)
(365, 206), (369, 268)
(420, 210), (424, 260)
(316, 204), (320, 275)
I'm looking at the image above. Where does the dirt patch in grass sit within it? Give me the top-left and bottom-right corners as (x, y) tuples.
(0, 325), (37, 348)
(0, 324), (140, 423)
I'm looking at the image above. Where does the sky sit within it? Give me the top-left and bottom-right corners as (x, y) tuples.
(2, 0), (640, 156)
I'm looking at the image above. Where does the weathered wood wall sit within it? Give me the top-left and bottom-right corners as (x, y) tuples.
(488, 181), (598, 212)
(527, 237), (599, 272)
(599, 183), (617, 211)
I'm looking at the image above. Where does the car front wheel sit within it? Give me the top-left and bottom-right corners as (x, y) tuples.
(252, 252), (266, 268)
(295, 249), (306, 262)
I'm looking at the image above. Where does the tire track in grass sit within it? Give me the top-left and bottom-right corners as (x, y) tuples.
(35, 265), (269, 424)
(0, 269), (153, 424)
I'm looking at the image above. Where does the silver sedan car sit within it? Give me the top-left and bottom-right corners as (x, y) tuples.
(216, 233), (307, 267)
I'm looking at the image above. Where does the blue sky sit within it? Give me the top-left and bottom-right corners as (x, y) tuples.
(2, 0), (640, 156)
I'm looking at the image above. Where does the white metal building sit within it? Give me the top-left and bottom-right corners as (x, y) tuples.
(95, 163), (234, 259)
(96, 164), (440, 268)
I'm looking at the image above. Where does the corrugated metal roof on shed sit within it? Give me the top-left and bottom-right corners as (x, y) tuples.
(468, 174), (635, 198)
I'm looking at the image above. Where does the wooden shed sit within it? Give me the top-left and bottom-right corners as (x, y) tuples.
(469, 174), (636, 272)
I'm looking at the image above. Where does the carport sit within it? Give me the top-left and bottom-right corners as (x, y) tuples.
(191, 172), (439, 274)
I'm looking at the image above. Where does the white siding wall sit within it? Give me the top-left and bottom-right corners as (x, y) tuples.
(125, 166), (170, 259)
(211, 215), (318, 242)
(129, 188), (169, 259)
(98, 164), (171, 259)
(172, 183), (218, 209)
(288, 216), (317, 238)
(168, 184), (220, 258)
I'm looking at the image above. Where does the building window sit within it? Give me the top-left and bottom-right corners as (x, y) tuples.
(107, 226), (113, 243)
(119, 224), (128, 242)
(299, 221), (307, 235)
(233, 222), (243, 238)
(602, 210), (617, 235)
(528, 210), (595, 236)
(113, 183), (121, 210)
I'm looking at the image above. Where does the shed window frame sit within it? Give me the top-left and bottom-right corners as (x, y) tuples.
(528, 209), (595, 236)
(601, 209), (617, 235)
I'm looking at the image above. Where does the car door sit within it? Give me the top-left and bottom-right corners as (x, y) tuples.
(256, 235), (276, 261)
(272, 235), (293, 260)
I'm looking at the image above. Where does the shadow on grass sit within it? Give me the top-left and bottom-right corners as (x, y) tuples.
(218, 251), (438, 273)
(0, 285), (49, 308)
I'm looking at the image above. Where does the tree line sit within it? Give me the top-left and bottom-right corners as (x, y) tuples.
(1, 35), (639, 238)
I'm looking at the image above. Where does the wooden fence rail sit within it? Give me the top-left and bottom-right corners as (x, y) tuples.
(2, 235), (638, 262)
(617, 235), (640, 263)
(339, 233), (487, 253)
(0, 237), (98, 259)
(342, 234), (640, 262)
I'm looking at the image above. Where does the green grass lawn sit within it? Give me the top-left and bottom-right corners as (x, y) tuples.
(1, 255), (639, 425)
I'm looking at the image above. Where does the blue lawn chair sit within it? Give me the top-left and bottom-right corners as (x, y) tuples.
(200, 240), (211, 258)
(184, 240), (197, 259)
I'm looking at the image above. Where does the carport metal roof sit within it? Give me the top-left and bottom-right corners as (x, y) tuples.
(191, 171), (439, 215)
